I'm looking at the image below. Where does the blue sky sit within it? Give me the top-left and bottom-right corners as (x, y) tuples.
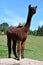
(0, 0), (43, 30)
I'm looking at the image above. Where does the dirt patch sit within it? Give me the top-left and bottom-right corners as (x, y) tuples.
(0, 58), (43, 65)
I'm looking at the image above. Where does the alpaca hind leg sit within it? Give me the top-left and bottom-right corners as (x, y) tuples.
(21, 42), (25, 58)
(17, 41), (21, 60)
(13, 40), (18, 58)
(7, 38), (11, 58)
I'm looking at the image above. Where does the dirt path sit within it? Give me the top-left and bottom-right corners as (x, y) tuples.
(0, 58), (43, 65)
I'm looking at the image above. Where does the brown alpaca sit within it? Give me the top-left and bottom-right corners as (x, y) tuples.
(7, 5), (37, 60)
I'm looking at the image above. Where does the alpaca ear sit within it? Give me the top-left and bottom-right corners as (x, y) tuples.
(36, 6), (37, 8)
(29, 5), (31, 8)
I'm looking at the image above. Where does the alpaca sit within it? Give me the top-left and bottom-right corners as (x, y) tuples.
(7, 5), (37, 60)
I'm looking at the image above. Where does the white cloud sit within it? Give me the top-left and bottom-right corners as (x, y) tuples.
(0, 9), (26, 26)
(0, 16), (25, 26)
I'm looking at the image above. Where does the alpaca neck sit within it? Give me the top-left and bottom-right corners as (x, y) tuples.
(24, 12), (33, 33)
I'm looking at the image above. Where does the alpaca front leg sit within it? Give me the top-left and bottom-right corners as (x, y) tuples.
(21, 42), (25, 59)
(17, 41), (21, 60)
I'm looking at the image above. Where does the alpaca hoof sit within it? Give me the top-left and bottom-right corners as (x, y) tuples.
(14, 57), (20, 60)
(21, 56), (24, 59)
(8, 56), (11, 58)
(16, 57), (20, 60)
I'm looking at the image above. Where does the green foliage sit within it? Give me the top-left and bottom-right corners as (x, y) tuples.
(37, 26), (43, 36)
(29, 26), (43, 36)
(0, 22), (9, 34)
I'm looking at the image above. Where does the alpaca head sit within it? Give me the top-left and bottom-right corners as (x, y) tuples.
(29, 5), (37, 16)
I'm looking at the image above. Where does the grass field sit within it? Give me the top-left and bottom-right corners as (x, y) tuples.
(0, 35), (43, 61)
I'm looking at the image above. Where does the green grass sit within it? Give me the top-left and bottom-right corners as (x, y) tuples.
(0, 35), (43, 61)
(0, 35), (8, 58)
(25, 35), (43, 61)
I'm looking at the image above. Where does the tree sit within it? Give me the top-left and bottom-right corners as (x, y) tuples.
(0, 22), (9, 34)
(37, 26), (43, 36)
(29, 25), (43, 36)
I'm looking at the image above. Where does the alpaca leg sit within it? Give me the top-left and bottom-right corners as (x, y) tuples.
(13, 40), (18, 58)
(21, 42), (25, 58)
(17, 41), (21, 60)
(7, 38), (11, 58)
